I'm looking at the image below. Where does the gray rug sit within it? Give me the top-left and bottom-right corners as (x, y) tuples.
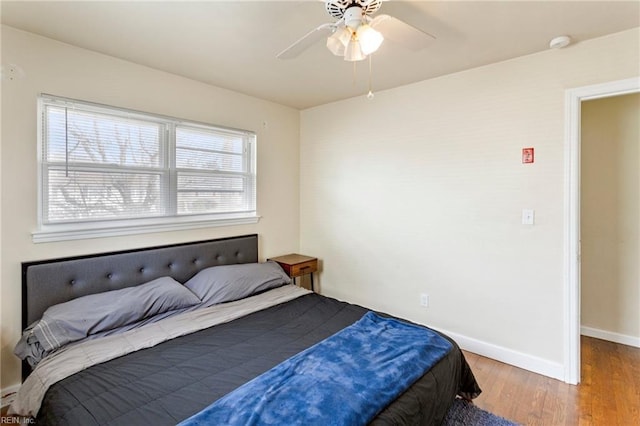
(442, 398), (521, 426)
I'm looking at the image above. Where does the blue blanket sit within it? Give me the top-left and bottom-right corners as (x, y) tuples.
(178, 311), (453, 426)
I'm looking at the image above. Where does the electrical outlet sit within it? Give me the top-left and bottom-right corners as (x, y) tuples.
(420, 293), (429, 307)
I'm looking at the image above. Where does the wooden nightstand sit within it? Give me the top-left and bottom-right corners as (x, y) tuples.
(268, 254), (318, 292)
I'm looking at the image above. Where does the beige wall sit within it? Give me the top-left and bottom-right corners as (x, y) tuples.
(300, 28), (640, 378)
(0, 25), (301, 391)
(2, 21), (638, 394)
(581, 93), (639, 340)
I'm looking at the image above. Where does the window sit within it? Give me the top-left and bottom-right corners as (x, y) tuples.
(35, 95), (257, 242)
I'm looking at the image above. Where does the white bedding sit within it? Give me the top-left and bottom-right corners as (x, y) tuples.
(10, 285), (311, 417)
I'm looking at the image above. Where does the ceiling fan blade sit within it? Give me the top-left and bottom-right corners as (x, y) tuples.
(370, 14), (435, 51)
(277, 23), (335, 59)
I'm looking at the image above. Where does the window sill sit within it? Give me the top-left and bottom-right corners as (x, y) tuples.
(32, 214), (261, 243)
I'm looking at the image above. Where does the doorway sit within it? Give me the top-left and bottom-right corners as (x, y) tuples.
(580, 93), (639, 348)
(564, 77), (639, 385)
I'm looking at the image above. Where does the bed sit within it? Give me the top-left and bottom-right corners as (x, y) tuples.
(11, 234), (481, 425)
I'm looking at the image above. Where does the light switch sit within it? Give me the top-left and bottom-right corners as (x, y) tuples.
(522, 209), (535, 225)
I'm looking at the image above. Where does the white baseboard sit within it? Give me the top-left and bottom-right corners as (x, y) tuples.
(1, 384), (20, 410)
(581, 326), (640, 348)
(435, 328), (566, 382)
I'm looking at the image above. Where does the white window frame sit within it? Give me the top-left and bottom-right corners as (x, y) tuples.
(33, 95), (258, 243)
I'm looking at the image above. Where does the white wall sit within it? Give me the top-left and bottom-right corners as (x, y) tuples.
(581, 93), (639, 345)
(300, 28), (640, 379)
(0, 25), (300, 392)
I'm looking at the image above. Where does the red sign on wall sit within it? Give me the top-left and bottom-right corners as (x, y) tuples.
(522, 147), (534, 164)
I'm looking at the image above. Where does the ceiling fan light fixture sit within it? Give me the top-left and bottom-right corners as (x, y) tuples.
(344, 38), (366, 61)
(327, 27), (351, 56)
(344, 5), (365, 29)
(356, 24), (383, 55)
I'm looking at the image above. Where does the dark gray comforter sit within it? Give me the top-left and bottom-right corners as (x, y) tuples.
(36, 293), (481, 426)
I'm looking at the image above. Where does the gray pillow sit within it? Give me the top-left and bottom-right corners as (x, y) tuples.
(30, 276), (200, 353)
(184, 261), (291, 307)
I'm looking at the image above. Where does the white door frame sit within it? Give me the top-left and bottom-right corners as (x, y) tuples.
(563, 76), (640, 385)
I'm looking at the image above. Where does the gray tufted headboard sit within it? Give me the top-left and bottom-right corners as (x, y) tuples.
(21, 234), (258, 328)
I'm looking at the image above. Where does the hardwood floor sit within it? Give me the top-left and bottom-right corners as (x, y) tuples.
(464, 336), (640, 425)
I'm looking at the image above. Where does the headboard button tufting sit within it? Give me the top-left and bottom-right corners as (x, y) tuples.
(22, 234), (258, 348)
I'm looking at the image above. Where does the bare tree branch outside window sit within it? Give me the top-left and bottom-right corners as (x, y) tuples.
(40, 97), (256, 228)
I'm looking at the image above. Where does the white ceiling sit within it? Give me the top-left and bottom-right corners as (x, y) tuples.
(2, 1), (639, 109)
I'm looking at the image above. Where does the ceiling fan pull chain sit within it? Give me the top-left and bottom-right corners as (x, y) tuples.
(367, 54), (374, 99)
(353, 60), (357, 86)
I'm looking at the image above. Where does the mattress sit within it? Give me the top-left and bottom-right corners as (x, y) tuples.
(36, 292), (481, 425)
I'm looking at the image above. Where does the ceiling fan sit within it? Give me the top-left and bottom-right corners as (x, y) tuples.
(277, 0), (435, 62)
